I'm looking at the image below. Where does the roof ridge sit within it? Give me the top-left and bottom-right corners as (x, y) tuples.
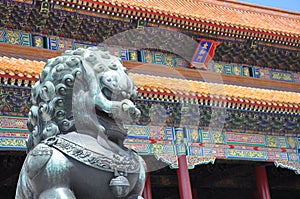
(198, 0), (300, 31)
(136, 0), (300, 18)
(214, 0), (300, 18)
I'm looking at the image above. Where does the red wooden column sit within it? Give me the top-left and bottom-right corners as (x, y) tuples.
(177, 155), (193, 199)
(255, 166), (271, 199)
(142, 172), (152, 199)
(253, 191), (259, 199)
(192, 188), (199, 199)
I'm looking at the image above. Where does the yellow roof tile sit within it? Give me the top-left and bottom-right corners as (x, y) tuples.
(130, 73), (300, 105)
(92, 0), (300, 35)
(0, 56), (299, 105)
(0, 56), (44, 78)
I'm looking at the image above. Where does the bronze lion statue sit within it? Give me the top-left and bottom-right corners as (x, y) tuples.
(16, 47), (146, 199)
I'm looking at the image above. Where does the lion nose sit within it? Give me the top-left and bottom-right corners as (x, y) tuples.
(112, 81), (117, 87)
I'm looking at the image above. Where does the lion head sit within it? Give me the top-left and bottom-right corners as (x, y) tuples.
(27, 47), (140, 151)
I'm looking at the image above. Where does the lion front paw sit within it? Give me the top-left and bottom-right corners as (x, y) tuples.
(121, 99), (141, 120)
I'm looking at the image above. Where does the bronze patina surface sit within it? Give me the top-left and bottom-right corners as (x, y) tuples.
(16, 47), (146, 199)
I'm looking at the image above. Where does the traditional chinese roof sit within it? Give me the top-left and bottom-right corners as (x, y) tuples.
(0, 56), (43, 79)
(116, 0), (298, 33)
(69, 0), (300, 38)
(131, 73), (300, 111)
(0, 56), (299, 114)
(2, 0), (299, 73)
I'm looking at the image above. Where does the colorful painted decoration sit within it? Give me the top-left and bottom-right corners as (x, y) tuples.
(270, 70), (294, 82)
(32, 35), (45, 48)
(191, 39), (221, 70)
(73, 41), (97, 50)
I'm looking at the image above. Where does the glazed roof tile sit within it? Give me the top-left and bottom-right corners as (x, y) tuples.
(130, 73), (300, 105)
(96, 0), (300, 35)
(0, 56), (44, 78)
(0, 56), (299, 105)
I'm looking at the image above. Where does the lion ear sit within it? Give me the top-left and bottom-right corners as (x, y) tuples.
(81, 59), (89, 70)
(80, 59), (94, 79)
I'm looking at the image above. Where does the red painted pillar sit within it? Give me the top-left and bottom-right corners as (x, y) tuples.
(142, 172), (152, 199)
(253, 191), (259, 199)
(255, 166), (271, 199)
(192, 188), (198, 199)
(177, 155), (193, 199)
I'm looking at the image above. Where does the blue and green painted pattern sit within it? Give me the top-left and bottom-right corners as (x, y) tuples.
(0, 116), (299, 172)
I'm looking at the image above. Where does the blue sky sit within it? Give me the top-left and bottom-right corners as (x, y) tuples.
(239, 0), (300, 12)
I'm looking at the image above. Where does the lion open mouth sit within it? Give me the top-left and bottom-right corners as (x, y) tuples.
(102, 87), (113, 100)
